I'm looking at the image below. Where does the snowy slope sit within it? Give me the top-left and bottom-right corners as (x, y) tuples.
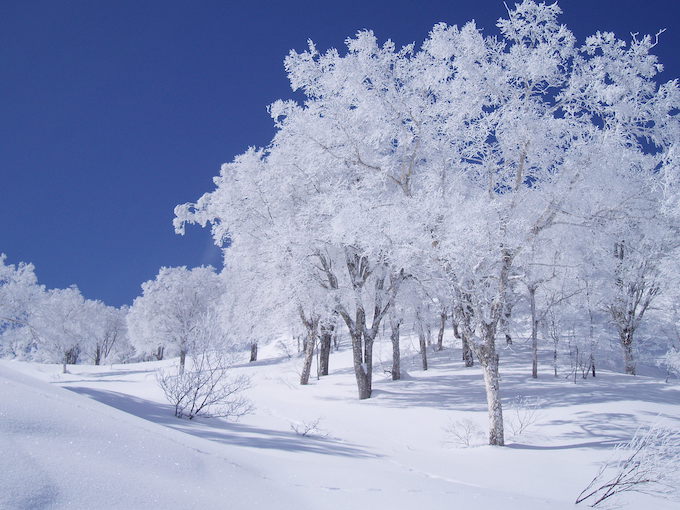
(2, 338), (679, 509)
(0, 363), (300, 510)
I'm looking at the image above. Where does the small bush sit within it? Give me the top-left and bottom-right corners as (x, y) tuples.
(157, 350), (252, 420)
(290, 417), (327, 438)
(443, 418), (484, 447)
(508, 395), (542, 438)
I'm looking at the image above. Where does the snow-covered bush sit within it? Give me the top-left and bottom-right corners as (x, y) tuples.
(443, 418), (485, 448)
(156, 309), (252, 420)
(507, 396), (542, 439)
(576, 425), (680, 506)
(157, 349), (251, 420)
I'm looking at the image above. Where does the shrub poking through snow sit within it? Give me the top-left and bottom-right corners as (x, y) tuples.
(443, 418), (485, 448)
(576, 425), (680, 506)
(157, 350), (252, 420)
(290, 417), (327, 438)
(508, 396), (542, 439)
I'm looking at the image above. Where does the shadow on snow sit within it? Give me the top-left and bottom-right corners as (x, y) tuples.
(65, 385), (376, 458)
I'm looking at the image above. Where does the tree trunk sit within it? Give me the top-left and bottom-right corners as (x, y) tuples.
(249, 342), (258, 362)
(94, 344), (102, 366)
(437, 310), (446, 351)
(300, 332), (316, 385)
(586, 281), (597, 378)
(419, 328), (428, 371)
(154, 345), (164, 361)
(501, 301), (513, 345)
(478, 324), (504, 446)
(350, 327), (371, 399)
(179, 349), (187, 375)
(452, 319), (461, 340)
(416, 308), (428, 371)
(462, 335), (474, 367)
(331, 257), (402, 400)
(299, 310), (319, 384)
(482, 352), (504, 446)
(365, 334), (375, 392)
(319, 327), (333, 376)
(390, 317), (401, 381)
(621, 330), (636, 375)
(590, 354), (596, 378)
(529, 286), (538, 379)
(64, 346), (79, 366)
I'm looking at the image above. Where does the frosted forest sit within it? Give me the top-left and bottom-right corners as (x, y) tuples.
(2, 2), (680, 508)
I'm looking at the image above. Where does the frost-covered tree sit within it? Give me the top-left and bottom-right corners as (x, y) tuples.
(27, 286), (90, 372)
(82, 302), (130, 365)
(420, 1), (677, 444)
(0, 254), (43, 357)
(175, 0), (678, 446)
(127, 266), (224, 372)
(1, 255), (131, 366)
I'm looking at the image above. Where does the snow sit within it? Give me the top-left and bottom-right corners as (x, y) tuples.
(0, 361), (298, 509)
(2, 338), (679, 509)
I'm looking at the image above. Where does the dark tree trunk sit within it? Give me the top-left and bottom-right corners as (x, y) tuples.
(437, 310), (446, 351)
(452, 319), (461, 340)
(65, 346), (80, 365)
(94, 344), (102, 366)
(299, 310), (320, 385)
(416, 308), (428, 370)
(349, 323), (371, 399)
(419, 329), (428, 371)
(621, 330), (636, 375)
(454, 300), (474, 367)
(300, 333), (316, 385)
(154, 345), (164, 361)
(319, 327), (333, 376)
(390, 317), (401, 380)
(501, 299), (513, 346)
(63, 346), (80, 373)
(462, 335), (474, 367)
(249, 342), (258, 362)
(529, 286), (538, 379)
(317, 249), (402, 400)
(179, 349), (187, 375)
(590, 354), (596, 378)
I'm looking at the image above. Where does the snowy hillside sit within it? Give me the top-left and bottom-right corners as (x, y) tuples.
(0, 361), (299, 509)
(2, 339), (679, 509)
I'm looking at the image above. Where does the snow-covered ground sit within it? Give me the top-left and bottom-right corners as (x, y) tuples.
(2, 338), (679, 509)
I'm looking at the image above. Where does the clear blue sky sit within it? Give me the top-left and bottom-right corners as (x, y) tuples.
(2, 0), (679, 307)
